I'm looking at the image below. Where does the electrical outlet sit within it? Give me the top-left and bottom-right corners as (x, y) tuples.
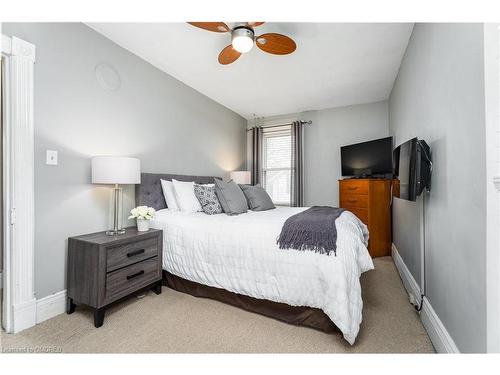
(46, 150), (58, 165)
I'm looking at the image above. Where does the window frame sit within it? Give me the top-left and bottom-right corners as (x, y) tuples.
(261, 126), (293, 206)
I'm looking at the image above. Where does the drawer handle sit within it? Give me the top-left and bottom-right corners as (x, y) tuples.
(127, 249), (145, 258)
(347, 186), (358, 190)
(126, 270), (145, 280)
(348, 199), (358, 203)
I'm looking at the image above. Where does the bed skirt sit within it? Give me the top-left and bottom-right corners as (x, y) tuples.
(162, 271), (340, 334)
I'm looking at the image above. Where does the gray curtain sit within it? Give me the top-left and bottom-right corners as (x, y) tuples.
(250, 126), (262, 185)
(291, 121), (304, 207)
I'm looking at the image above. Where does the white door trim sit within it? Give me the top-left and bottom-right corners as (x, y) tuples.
(484, 23), (500, 353)
(1, 34), (36, 333)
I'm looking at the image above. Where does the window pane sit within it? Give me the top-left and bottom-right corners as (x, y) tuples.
(265, 135), (291, 168)
(264, 170), (291, 204)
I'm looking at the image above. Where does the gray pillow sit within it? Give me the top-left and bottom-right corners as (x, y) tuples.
(194, 184), (223, 215)
(239, 184), (276, 211)
(214, 179), (248, 215)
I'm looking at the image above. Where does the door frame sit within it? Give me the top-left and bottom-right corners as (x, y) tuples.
(484, 23), (500, 353)
(1, 34), (36, 333)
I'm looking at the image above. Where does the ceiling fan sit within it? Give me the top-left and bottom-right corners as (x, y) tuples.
(187, 22), (297, 65)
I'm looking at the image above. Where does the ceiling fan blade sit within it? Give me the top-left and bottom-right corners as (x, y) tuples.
(187, 22), (230, 33)
(218, 45), (242, 65)
(256, 33), (296, 55)
(247, 22), (265, 28)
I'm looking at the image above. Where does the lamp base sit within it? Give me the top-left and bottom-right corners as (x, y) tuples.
(106, 229), (126, 236)
(107, 184), (125, 236)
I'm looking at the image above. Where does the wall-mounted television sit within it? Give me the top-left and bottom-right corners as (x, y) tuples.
(393, 137), (432, 201)
(341, 136), (393, 178)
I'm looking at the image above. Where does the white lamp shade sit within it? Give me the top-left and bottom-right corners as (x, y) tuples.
(230, 171), (251, 185)
(91, 156), (141, 184)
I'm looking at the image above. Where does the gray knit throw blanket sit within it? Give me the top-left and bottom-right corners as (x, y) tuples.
(277, 206), (345, 256)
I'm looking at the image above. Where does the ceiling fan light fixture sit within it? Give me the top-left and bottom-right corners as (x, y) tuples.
(231, 27), (254, 53)
(187, 22), (297, 64)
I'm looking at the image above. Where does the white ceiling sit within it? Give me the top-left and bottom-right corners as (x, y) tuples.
(88, 23), (413, 119)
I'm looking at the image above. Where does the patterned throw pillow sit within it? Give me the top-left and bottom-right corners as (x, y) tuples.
(194, 184), (223, 215)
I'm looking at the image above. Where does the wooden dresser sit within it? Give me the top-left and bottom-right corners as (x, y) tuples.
(339, 179), (392, 257)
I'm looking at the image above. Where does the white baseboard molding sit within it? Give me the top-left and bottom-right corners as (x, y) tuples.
(36, 290), (67, 324)
(391, 243), (421, 305)
(391, 243), (459, 353)
(13, 299), (37, 333)
(421, 296), (460, 353)
(9, 290), (67, 333)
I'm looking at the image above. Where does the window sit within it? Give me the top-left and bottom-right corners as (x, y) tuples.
(262, 126), (292, 205)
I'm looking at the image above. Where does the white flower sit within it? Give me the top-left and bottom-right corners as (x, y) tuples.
(128, 206), (156, 221)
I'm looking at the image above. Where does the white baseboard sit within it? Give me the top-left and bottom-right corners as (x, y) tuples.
(391, 243), (421, 305)
(391, 243), (459, 353)
(421, 296), (460, 353)
(13, 299), (37, 333)
(9, 290), (67, 333)
(36, 290), (67, 324)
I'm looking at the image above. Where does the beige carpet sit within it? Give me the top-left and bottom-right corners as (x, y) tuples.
(1, 257), (434, 353)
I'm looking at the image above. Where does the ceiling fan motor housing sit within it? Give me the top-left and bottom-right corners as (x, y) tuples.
(232, 26), (255, 39)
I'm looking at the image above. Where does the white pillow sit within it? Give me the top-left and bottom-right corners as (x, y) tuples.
(172, 179), (203, 212)
(160, 179), (180, 211)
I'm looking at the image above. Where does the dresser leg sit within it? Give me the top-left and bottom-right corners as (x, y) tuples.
(66, 297), (76, 314)
(94, 308), (105, 328)
(152, 280), (162, 295)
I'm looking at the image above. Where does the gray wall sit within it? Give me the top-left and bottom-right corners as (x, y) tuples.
(249, 101), (389, 207)
(2, 23), (247, 299)
(389, 23), (486, 352)
(302, 102), (389, 206)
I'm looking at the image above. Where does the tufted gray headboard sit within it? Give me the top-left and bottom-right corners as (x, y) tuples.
(135, 173), (219, 210)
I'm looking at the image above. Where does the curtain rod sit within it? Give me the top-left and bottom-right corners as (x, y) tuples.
(246, 120), (312, 132)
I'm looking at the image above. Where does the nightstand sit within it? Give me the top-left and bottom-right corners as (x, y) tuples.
(67, 228), (163, 327)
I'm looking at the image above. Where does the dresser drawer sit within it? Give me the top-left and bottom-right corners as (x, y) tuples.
(340, 193), (368, 209)
(339, 180), (369, 195)
(105, 257), (160, 302)
(346, 207), (368, 225)
(106, 237), (159, 272)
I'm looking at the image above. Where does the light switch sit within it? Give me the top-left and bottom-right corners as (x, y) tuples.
(46, 150), (58, 165)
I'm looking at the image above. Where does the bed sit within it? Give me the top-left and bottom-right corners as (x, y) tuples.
(136, 173), (374, 344)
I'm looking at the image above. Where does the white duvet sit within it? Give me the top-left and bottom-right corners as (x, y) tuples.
(150, 206), (374, 344)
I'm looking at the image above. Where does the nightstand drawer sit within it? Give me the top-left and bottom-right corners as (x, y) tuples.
(106, 237), (159, 272)
(340, 194), (369, 208)
(105, 257), (160, 302)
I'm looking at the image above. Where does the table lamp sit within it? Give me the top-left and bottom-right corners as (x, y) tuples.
(91, 156), (141, 235)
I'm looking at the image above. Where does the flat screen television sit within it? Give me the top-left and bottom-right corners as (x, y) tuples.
(340, 136), (393, 177)
(393, 137), (432, 201)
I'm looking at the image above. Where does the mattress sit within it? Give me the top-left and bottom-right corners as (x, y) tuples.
(149, 206), (374, 344)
